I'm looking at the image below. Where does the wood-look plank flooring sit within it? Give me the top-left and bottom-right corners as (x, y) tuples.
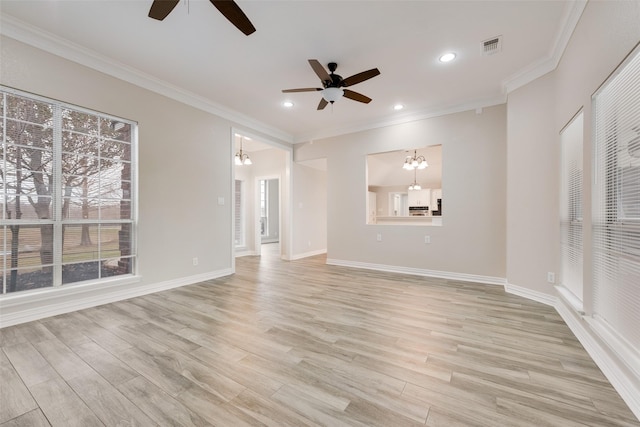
(1, 244), (639, 426)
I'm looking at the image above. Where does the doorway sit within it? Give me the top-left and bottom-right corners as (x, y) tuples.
(231, 129), (292, 265)
(259, 178), (279, 244)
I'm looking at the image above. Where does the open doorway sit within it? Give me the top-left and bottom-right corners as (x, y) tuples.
(259, 178), (279, 244)
(231, 130), (291, 264)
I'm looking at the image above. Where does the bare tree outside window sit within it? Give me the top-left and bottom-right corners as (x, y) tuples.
(1, 89), (136, 293)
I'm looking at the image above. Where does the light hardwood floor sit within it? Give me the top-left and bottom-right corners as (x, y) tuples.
(1, 246), (639, 426)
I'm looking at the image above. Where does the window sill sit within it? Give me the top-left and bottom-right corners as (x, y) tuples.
(369, 216), (443, 226)
(1, 275), (143, 327)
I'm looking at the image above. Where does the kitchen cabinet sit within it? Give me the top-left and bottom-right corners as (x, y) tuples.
(431, 188), (442, 210)
(408, 189), (431, 208)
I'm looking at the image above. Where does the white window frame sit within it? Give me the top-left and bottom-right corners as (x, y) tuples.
(591, 44), (640, 371)
(1, 86), (138, 294)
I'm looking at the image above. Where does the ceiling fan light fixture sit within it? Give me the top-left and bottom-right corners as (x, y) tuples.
(394, 104), (404, 111)
(321, 87), (344, 103)
(283, 101), (294, 108)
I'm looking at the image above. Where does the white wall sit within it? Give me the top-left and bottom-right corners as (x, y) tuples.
(292, 163), (327, 258)
(506, 72), (558, 294)
(295, 105), (507, 282)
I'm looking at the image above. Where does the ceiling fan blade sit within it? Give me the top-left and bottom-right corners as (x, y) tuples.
(342, 68), (381, 87)
(148, 0), (180, 20)
(282, 88), (323, 93)
(343, 89), (372, 104)
(317, 98), (329, 110)
(308, 60), (331, 83)
(210, 0), (256, 35)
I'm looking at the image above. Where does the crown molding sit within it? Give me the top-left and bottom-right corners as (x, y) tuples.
(503, 0), (587, 94)
(0, 14), (294, 145)
(293, 94), (507, 143)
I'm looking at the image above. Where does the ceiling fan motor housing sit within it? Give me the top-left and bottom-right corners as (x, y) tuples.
(324, 63), (343, 88)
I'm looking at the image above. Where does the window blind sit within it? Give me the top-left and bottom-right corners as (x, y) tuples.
(234, 179), (244, 247)
(560, 112), (584, 303)
(592, 45), (640, 356)
(1, 87), (137, 294)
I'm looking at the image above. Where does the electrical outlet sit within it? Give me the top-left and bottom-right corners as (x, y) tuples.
(193, 257), (199, 266)
(424, 235), (431, 244)
(547, 272), (555, 284)
(376, 233), (382, 242)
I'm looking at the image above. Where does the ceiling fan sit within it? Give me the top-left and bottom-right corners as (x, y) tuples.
(148, 0), (256, 36)
(282, 60), (380, 110)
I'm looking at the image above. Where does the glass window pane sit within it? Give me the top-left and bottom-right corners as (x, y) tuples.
(62, 153), (100, 178)
(100, 225), (131, 258)
(62, 224), (99, 262)
(1, 224), (54, 293)
(6, 120), (53, 150)
(100, 119), (132, 143)
(62, 261), (99, 285)
(6, 95), (52, 125)
(101, 139), (131, 161)
(62, 131), (99, 157)
(101, 200), (131, 220)
(62, 109), (98, 135)
(62, 197), (99, 220)
(2, 266), (53, 293)
(101, 257), (133, 278)
(3, 144), (54, 221)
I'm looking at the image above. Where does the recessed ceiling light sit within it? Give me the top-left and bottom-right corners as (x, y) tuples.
(439, 52), (456, 63)
(283, 101), (294, 108)
(393, 104), (404, 111)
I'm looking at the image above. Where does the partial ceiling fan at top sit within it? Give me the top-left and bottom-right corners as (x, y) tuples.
(282, 60), (380, 110)
(148, 0), (256, 36)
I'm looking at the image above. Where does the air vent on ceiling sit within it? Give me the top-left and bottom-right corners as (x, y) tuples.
(482, 36), (502, 56)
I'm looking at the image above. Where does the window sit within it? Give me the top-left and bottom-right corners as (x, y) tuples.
(260, 179), (268, 237)
(1, 87), (137, 294)
(234, 179), (245, 248)
(592, 46), (640, 353)
(560, 111), (584, 303)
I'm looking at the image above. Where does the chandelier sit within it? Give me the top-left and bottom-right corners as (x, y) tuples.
(408, 169), (422, 191)
(402, 149), (428, 170)
(234, 135), (252, 166)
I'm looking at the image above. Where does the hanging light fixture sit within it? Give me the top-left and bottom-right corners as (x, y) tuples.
(234, 135), (252, 166)
(402, 149), (428, 170)
(321, 87), (344, 104)
(408, 168), (422, 191)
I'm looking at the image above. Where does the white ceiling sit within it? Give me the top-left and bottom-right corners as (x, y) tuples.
(0, 0), (584, 144)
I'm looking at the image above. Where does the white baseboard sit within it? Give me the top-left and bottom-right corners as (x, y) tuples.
(503, 282), (640, 421)
(0, 268), (233, 328)
(554, 296), (640, 421)
(235, 250), (258, 257)
(325, 258), (506, 286)
(289, 249), (327, 261)
(504, 282), (557, 306)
